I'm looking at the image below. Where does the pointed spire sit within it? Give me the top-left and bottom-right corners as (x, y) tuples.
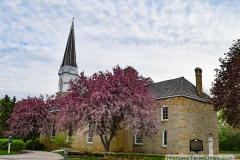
(61, 18), (77, 67)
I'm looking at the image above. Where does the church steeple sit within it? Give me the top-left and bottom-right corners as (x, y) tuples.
(57, 19), (78, 96)
(61, 17), (77, 67)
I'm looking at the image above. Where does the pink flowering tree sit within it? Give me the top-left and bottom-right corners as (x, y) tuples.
(6, 95), (54, 150)
(56, 65), (160, 152)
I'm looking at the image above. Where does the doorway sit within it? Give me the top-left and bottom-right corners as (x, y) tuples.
(209, 137), (213, 156)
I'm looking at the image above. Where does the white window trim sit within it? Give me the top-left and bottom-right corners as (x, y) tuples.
(87, 123), (93, 144)
(134, 135), (143, 145)
(162, 130), (167, 147)
(87, 135), (93, 144)
(161, 105), (168, 121)
(67, 126), (73, 142)
(51, 121), (55, 141)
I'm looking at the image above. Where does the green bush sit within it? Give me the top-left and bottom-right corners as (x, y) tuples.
(67, 152), (104, 158)
(0, 139), (26, 151)
(0, 139), (8, 150)
(218, 112), (240, 151)
(54, 131), (72, 148)
(26, 138), (44, 150)
(11, 140), (26, 151)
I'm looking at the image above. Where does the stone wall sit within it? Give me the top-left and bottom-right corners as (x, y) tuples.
(71, 126), (124, 152)
(43, 96), (219, 155)
(132, 96), (219, 155)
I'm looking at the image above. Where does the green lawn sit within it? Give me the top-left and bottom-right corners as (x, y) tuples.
(57, 151), (165, 160)
(219, 151), (240, 154)
(64, 155), (165, 160)
(113, 154), (165, 160)
(0, 150), (20, 155)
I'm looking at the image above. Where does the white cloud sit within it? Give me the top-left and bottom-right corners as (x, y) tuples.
(1, 0), (240, 100)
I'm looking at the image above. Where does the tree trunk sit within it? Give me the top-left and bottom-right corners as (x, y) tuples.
(32, 139), (35, 150)
(104, 143), (110, 152)
(104, 143), (111, 159)
(99, 134), (111, 156)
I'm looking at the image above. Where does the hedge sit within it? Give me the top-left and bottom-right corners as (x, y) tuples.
(26, 138), (45, 150)
(0, 139), (8, 150)
(11, 140), (26, 151)
(0, 139), (26, 150)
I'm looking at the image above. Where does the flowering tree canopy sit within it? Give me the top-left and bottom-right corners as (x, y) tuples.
(6, 95), (54, 150)
(211, 39), (240, 128)
(56, 65), (160, 152)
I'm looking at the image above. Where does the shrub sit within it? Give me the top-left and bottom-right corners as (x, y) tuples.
(0, 139), (26, 151)
(11, 140), (26, 151)
(0, 139), (8, 150)
(54, 131), (72, 148)
(218, 114), (240, 151)
(67, 152), (104, 158)
(26, 139), (44, 150)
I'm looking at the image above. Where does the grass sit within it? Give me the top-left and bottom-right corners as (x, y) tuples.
(65, 157), (165, 160)
(56, 151), (165, 160)
(219, 151), (240, 154)
(68, 158), (93, 160)
(0, 150), (20, 155)
(113, 154), (165, 160)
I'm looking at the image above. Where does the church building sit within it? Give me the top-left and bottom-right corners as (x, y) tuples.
(41, 21), (219, 155)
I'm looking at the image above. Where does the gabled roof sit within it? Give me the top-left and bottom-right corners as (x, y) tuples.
(61, 21), (77, 67)
(149, 77), (210, 103)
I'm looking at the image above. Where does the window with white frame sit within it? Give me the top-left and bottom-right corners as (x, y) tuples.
(51, 121), (56, 141)
(87, 123), (93, 143)
(162, 130), (167, 147)
(161, 105), (168, 121)
(134, 134), (143, 145)
(67, 126), (73, 142)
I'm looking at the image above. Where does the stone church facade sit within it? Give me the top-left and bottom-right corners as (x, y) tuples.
(40, 21), (219, 155)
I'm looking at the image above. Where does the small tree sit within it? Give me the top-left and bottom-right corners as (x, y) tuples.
(211, 39), (240, 127)
(6, 95), (53, 150)
(56, 65), (160, 152)
(218, 111), (240, 151)
(54, 131), (72, 148)
(0, 95), (16, 138)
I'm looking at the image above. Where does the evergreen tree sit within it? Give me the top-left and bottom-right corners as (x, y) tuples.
(0, 95), (16, 138)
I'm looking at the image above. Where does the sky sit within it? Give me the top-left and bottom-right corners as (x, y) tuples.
(1, 0), (240, 101)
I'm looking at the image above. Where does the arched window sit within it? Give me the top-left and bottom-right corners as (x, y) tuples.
(163, 130), (167, 147)
(60, 79), (63, 92)
(161, 105), (168, 121)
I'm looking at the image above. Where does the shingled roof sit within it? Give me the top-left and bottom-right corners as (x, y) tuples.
(61, 20), (77, 67)
(149, 77), (210, 103)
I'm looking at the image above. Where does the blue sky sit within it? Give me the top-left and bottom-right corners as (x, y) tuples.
(1, 0), (240, 101)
